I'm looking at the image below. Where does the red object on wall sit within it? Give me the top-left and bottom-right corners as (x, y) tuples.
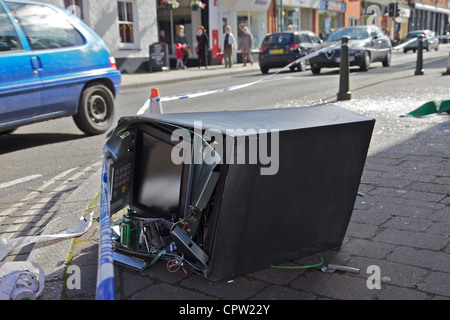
(212, 29), (219, 57)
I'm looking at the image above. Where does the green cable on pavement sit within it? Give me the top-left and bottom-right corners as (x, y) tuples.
(271, 253), (323, 269)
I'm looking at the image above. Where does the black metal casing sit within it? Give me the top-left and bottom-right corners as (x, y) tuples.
(104, 105), (375, 280)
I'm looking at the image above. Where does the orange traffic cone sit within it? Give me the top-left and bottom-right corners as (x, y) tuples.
(444, 52), (450, 75)
(149, 88), (163, 114)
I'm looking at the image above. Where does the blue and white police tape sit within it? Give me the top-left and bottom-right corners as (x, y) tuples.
(348, 37), (418, 52)
(136, 43), (341, 115)
(95, 158), (115, 300)
(136, 37), (421, 115)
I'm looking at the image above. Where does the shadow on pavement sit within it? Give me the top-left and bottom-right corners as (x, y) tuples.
(0, 133), (87, 155)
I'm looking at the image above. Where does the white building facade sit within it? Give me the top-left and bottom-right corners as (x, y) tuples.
(42, 0), (158, 72)
(40, 0), (273, 71)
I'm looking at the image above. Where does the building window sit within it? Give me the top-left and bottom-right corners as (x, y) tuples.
(64, 0), (83, 20)
(118, 1), (135, 45)
(348, 17), (360, 27)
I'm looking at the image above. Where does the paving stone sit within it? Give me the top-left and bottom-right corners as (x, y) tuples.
(338, 239), (395, 260)
(251, 285), (316, 300)
(377, 285), (430, 300)
(387, 247), (450, 273)
(427, 207), (450, 223)
(245, 264), (303, 285)
(180, 275), (267, 300)
(290, 271), (376, 300)
(120, 270), (155, 299)
(346, 221), (379, 239)
(128, 283), (213, 300)
(351, 209), (391, 225)
(426, 222), (450, 236)
(381, 216), (432, 232)
(418, 272), (450, 297)
(374, 229), (448, 250)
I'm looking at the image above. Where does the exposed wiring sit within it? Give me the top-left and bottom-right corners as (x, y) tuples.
(270, 253), (323, 269)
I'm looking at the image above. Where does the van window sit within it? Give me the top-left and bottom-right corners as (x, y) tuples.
(5, 2), (84, 50)
(0, 5), (22, 52)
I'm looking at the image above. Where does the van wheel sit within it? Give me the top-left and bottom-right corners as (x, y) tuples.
(260, 66), (269, 74)
(73, 83), (115, 135)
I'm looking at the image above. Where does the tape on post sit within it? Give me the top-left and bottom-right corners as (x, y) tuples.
(95, 158), (115, 300)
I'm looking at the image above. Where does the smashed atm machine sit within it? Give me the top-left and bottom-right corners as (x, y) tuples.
(102, 105), (374, 280)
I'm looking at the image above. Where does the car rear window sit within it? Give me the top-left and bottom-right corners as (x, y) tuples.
(5, 2), (85, 50)
(0, 5), (22, 52)
(263, 33), (295, 46)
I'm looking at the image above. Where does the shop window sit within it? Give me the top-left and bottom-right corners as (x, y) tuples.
(237, 11), (266, 50)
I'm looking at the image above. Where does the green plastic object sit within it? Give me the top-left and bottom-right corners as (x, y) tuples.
(400, 100), (450, 117)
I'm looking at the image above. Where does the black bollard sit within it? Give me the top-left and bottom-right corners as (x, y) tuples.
(415, 35), (424, 76)
(337, 36), (351, 101)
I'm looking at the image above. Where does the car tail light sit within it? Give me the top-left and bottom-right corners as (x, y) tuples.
(260, 45), (264, 53)
(109, 56), (117, 70)
(289, 44), (299, 51)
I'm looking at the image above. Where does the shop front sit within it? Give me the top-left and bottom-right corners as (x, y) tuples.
(409, 1), (449, 36)
(275, 0), (321, 32)
(318, 0), (346, 39)
(275, 0), (347, 39)
(157, 0), (205, 65)
(210, 0), (271, 63)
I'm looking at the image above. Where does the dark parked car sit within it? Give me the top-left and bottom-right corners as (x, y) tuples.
(259, 31), (322, 74)
(0, 0), (121, 135)
(402, 30), (439, 53)
(308, 26), (392, 74)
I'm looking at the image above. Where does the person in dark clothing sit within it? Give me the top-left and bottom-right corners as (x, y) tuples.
(196, 26), (209, 69)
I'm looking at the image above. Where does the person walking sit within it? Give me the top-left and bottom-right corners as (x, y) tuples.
(223, 25), (236, 68)
(240, 26), (253, 66)
(196, 26), (209, 69)
(175, 25), (190, 66)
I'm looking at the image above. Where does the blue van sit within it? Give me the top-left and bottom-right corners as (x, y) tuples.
(0, 0), (121, 135)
